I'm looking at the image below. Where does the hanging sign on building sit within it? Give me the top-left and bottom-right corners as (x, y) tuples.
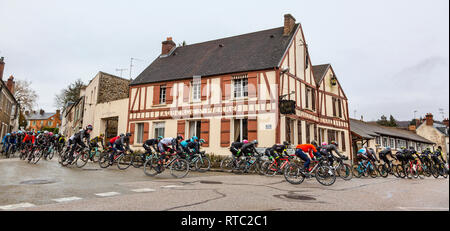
(279, 100), (296, 115)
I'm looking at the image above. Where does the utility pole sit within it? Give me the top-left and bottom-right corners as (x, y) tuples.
(115, 68), (128, 78)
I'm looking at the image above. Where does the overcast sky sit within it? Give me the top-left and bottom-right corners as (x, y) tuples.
(1, 0), (448, 121)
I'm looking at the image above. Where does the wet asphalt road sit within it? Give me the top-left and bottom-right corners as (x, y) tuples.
(0, 157), (448, 211)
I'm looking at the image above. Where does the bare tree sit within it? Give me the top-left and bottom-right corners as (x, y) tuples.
(14, 80), (38, 112)
(54, 79), (86, 110)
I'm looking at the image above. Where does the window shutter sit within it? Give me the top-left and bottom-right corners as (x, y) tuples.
(338, 99), (342, 117)
(183, 81), (190, 102)
(201, 79), (208, 101)
(248, 74), (258, 98)
(200, 119), (210, 147)
(166, 83), (173, 104)
(248, 118), (257, 145)
(312, 89), (316, 111)
(177, 120), (186, 137)
(221, 76), (232, 100)
(129, 123), (135, 145)
(143, 122), (149, 141)
(153, 85), (160, 106)
(220, 118), (231, 147)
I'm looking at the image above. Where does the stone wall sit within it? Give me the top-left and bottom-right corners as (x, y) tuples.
(97, 72), (130, 104)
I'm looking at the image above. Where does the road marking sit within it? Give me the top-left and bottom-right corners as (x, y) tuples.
(398, 207), (449, 211)
(0, 203), (35, 210)
(52, 197), (83, 203)
(131, 188), (156, 193)
(161, 185), (183, 188)
(95, 192), (121, 197)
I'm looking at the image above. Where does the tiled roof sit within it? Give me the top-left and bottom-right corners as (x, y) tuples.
(131, 24), (300, 85)
(350, 119), (434, 144)
(26, 112), (56, 120)
(312, 64), (330, 85)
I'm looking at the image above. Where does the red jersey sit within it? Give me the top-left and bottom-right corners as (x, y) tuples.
(296, 144), (317, 159)
(109, 136), (120, 144)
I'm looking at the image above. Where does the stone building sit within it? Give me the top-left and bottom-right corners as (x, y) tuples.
(0, 57), (19, 137)
(62, 94), (85, 137)
(81, 71), (130, 140)
(416, 113), (449, 158)
(126, 14), (352, 156)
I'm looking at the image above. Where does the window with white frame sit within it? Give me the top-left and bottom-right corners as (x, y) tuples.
(136, 123), (144, 144)
(153, 122), (165, 138)
(233, 78), (248, 98)
(189, 120), (202, 138)
(305, 87), (315, 111)
(191, 81), (201, 102)
(382, 137), (388, 147)
(390, 138), (395, 149)
(159, 85), (166, 104)
(375, 136), (381, 145)
(234, 118), (248, 142)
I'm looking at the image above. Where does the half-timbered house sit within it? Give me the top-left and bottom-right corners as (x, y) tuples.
(127, 14), (352, 157)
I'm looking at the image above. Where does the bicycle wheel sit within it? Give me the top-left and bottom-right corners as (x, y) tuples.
(48, 149), (55, 160)
(170, 158), (189, 178)
(132, 154), (144, 168)
(439, 164), (448, 178)
(378, 164), (389, 178)
(76, 152), (89, 168)
(284, 163), (305, 185)
(33, 150), (42, 164)
(396, 165), (406, 178)
(262, 160), (278, 176)
(352, 164), (361, 178)
(220, 156), (235, 172)
(98, 153), (111, 169)
(315, 165), (336, 186)
(337, 163), (353, 181)
(143, 155), (160, 177)
(369, 165), (378, 178)
(195, 156), (211, 173)
(28, 152), (35, 164)
(117, 154), (132, 170)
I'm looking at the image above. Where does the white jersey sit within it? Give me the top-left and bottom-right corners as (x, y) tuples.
(160, 137), (174, 146)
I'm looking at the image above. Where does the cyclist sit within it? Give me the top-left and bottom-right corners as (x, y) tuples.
(90, 133), (105, 150)
(321, 141), (346, 166)
(295, 143), (320, 171)
(1, 133), (11, 154)
(155, 136), (184, 172)
(431, 146), (446, 166)
(180, 136), (200, 160)
(67, 125), (93, 163)
(378, 146), (396, 168)
(230, 140), (246, 159)
(266, 142), (290, 166)
(367, 147), (380, 164)
(108, 134), (123, 149)
(111, 133), (133, 162)
(142, 136), (162, 160)
(241, 140), (259, 158)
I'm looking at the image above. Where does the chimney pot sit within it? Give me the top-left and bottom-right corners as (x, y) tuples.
(443, 118), (449, 127)
(161, 37), (176, 56)
(283, 14), (296, 36)
(425, 113), (433, 126)
(0, 57), (5, 81)
(6, 75), (15, 94)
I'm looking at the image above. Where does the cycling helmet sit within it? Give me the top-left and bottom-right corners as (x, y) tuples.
(49, 132), (53, 136)
(331, 141), (338, 146)
(191, 136), (199, 141)
(28, 132), (33, 135)
(322, 142), (327, 146)
(176, 135), (184, 141)
(86, 125), (93, 131)
(119, 133), (125, 137)
(157, 136), (163, 140)
(6, 133), (10, 136)
(252, 140), (258, 145)
(199, 139), (205, 143)
(126, 133), (132, 137)
(99, 133), (104, 137)
(311, 140), (318, 146)
(243, 140), (249, 144)
(386, 146), (391, 151)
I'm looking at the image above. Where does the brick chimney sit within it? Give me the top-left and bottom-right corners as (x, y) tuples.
(6, 75), (15, 94)
(0, 57), (5, 80)
(425, 113), (433, 126)
(408, 125), (416, 132)
(444, 118), (449, 127)
(40, 109), (45, 116)
(283, 14), (296, 36)
(161, 37), (176, 56)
